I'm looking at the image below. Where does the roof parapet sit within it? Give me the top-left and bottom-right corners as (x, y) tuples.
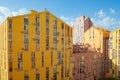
(30, 10), (37, 14)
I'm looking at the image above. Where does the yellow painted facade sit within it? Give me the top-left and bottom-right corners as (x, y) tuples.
(84, 26), (109, 53)
(109, 28), (120, 78)
(0, 10), (73, 80)
(84, 26), (110, 77)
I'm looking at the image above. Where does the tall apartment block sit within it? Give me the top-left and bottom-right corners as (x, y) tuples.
(72, 44), (102, 80)
(109, 28), (120, 78)
(0, 10), (73, 80)
(84, 26), (110, 77)
(72, 16), (93, 44)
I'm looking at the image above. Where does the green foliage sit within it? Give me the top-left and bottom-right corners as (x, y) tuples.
(98, 77), (119, 80)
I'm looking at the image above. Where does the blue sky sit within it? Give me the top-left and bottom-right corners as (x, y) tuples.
(0, 0), (120, 31)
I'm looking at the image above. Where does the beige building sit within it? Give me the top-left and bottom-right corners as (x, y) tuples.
(84, 26), (110, 77)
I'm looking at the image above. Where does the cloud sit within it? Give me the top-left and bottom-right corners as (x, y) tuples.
(92, 9), (120, 31)
(109, 8), (116, 14)
(60, 15), (74, 26)
(95, 9), (106, 18)
(0, 6), (28, 24)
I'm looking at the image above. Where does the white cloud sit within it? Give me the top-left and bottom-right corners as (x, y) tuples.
(92, 9), (120, 30)
(0, 6), (28, 24)
(95, 9), (106, 18)
(109, 8), (116, 14)
(60, 15), (74, 26)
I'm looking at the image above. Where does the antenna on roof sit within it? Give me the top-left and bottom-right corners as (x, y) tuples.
(45, 8), (47, 11)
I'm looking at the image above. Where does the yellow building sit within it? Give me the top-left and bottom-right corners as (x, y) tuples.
(0, 10), (73, 80)
(84, 26), (110, 77)
(109, 28), (120, 78)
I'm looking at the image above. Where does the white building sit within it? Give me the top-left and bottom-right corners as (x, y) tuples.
(72, 16), (93, 44)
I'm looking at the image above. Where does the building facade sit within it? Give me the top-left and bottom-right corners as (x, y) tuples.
(109, 28), (120, 78)
(72, 44), (102, 80)
(0, 10), (73, 80)
(72, 16), (93, 44)
(84, 26), (110, 77)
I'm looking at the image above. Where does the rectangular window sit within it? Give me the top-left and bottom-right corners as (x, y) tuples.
(57, 52), (61, 65)
(24, 17), (28, 30)
(9, 54), (12, 72)
(36, 69), (40, 80)
(36, 15), (40, 33)
(31, 52), (35, 69)
(24, 33), (28, 42)
(36, 34), (40, 50)
(112, 49), (115, 59)
(9, 19), (12, 29)
(53, 18), (57, 50)
(53, 66), (57, 80)
(46, 13), (49, 50)
(46, 67), (49, 80)
(62, 38), (64, 50)
(66, 64), (69, 77)
(9, 33), (12, 39)
(51, 52), (53, 65)
(46, 37), (49, 50)
(53, 36), (57, 50)
(24, 71), (29, 80)
(36, 15), (40, 51)
(24, 17), (28, 51)
(42, 52), (44, 67)
(46, 13), (49, 36)
(18, 53), (22, 70)
(61, 65), (64, 78)
(109, 59), (112, 69)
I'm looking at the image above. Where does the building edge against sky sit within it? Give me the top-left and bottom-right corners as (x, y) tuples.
(0, 10), (73, 80)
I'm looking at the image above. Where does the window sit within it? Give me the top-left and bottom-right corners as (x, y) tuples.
(51, 52), (53, 65)
(62, 24), (64, 37)
(36, 69), (40, 80)
(36, 15), (40, 33)
(18, 53), (22, 70)
(66, 64), (69, 77)
(53, 66), (57, 80)
(24, 33), (28, 42)
(31, 52), (35, 69)
(53, 36), (57, 50)
(24, 32), (28, 50)
(109, 59), (112, 69)
(46, 37), (49, 50)
(36, 15), (40, 51)
(9, 54), (12, 72)
(46, 67), (49, 80)
(61, 65), (64, 78)
(24, 71), (29, 80)
(42, 52), (44, 67)
(9, 33), (12, 39)
(24, 17), (29, 50)
(36, 34), (40, 50)
(53, 18), (57, 50)
(46, 13), (49, 36)
(46, 13), (49, 50)
(9, 19), (12, 28)
(57, 52), (61, 65)
(112, 49), (115, 59)
(24, 17), (28, 30)
(62, 38), (64, 50)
